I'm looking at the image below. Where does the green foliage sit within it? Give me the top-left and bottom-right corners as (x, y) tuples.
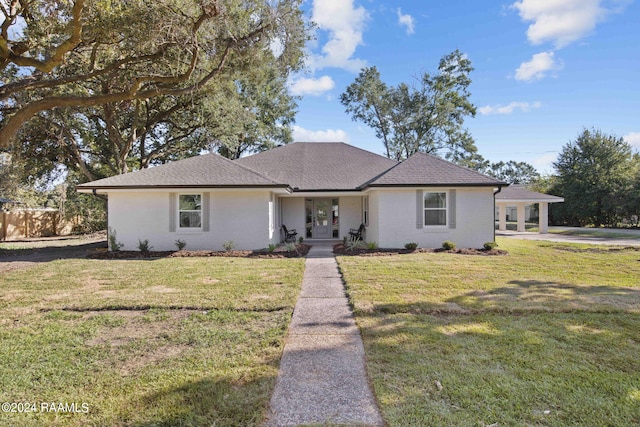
(366, 241), (378, 249)
(483, 241), (498, 250)
(484, 160), (540, 184)
(267, 244), (277, 253)
(552, 128), (636, 227)
(222, 240), (235, 252)
(137, 239), (153, 253)
(284, 242), (296, 252)
(1, 0), (310, 182)
(404, 242), (418, 250)
(340, 50), (478, 162)
(346, 237), (366, 251)
(108, 227), (123, 252)
(175, 239), (187, 251)
(442, 240), (456, 250)
(297, 236), (304, 244)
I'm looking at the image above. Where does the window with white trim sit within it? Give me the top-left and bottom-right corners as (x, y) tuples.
(424, 192), (447, 226)
(362, 196), (369, 225)
(178, 194), (202, 228)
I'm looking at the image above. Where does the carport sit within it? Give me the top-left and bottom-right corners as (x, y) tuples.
(496, 185), (564, 233)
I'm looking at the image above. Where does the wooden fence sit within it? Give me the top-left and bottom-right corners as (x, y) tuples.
(0, 209), (74, 240)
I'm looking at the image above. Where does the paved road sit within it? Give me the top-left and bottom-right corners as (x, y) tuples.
(497, 228), (640, 246)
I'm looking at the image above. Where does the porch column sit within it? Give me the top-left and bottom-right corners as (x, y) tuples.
(498, 203), (507, 231)
(538, 202), (549, 234)
(516, 202), (526, 232)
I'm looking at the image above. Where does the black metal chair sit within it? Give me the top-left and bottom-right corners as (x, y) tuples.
(349, 223), (365, 240)
(282, 225), (298, 243)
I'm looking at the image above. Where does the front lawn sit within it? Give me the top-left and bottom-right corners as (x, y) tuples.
(0, 256), (304, 426)
(337, 238), (640, 426)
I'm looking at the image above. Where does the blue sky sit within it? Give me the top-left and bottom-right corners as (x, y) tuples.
(288, 0), (639, 174)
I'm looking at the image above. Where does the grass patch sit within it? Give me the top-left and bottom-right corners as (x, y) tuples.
(337, 238), (640, 426)
(0, 257), (304, 426)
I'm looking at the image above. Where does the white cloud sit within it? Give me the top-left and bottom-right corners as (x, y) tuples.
(397, 8), (415, 35)
(309, 0), (369, 72)
(292, 126), (350, 143)
(623, 132), (640, 148)
(289, 75), (335, 96)
(479, 101), (542, 115)
(531, 152), (559, 174)
(515, 51), (561, 81)
(511, 0), (621, 48)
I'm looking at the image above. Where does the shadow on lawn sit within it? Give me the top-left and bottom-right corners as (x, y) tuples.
(361, 280), (640, 316)
(130, 375), (275, 427)
(354, 306), (640, 426)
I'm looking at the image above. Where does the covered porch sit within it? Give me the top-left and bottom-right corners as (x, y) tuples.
(495, 185), (564, 234)
(278, 194), (367, 242)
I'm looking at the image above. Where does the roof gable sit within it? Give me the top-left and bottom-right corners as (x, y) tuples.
(235, 142), (398, 191)
(367, 152), (504, 187)
(78, 153), (284, 189)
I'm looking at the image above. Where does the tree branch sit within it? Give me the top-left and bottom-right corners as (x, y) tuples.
(1, 0), (85, 72)
(0, 42), (232, 149)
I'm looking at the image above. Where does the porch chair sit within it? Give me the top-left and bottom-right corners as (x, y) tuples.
(349, 223), (366, 241)
(282, 225), (298, 243)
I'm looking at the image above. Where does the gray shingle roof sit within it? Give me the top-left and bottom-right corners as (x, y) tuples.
(367, 152), (505, 187)
(235, 142), (398, 191)
(77, 153), (285, 189)
(496, 185), (564, 203)
(78, 142), (505, 191)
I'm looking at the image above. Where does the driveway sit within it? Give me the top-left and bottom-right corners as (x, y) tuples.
(0, 234), (107, 272)
(497, 227), (640, 246)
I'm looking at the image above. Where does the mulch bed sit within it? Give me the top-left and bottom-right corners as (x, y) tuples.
(87, 244), (311, 259)
(332, 243), (508, 256)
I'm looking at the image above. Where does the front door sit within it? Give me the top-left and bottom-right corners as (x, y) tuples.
(312, 199), (331, 239)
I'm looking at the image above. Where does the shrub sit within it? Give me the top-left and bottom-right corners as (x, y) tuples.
(483, 241), (498, 250)
(343, 236), (348, 245)
(222, 240), (235, 252)
(404, 242), (418, 250)
(267, 244), (277, 253)
(346, 237), (366, 251)
(107, 227), (123, 252)
(298, 236), (304, 244)
(137, 239), (153, 253)
(442, 240), (456, 250)
(366, 241), (378, 249)
(175, 239), (187, 251)
(285, 242), (296, 252)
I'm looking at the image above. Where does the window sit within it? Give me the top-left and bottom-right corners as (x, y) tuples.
(332, 198), (339, 238)
(424, 192), (447, 226)
(362, 196), (369, 226)
(179, 194), (202, 228)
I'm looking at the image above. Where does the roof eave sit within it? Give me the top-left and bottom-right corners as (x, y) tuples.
(77, 184), (292, 192)
(364, 182), (506, 189)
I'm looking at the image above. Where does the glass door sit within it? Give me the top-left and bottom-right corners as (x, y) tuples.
(312, 199), (331, 238)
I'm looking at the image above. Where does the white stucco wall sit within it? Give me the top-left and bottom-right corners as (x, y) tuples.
(366, 191), (380, 244)
(338, 196), (362, 239)
(373, 187), (496, 249)
(280, 197), (305, 241)
(107, 190), (274, 251)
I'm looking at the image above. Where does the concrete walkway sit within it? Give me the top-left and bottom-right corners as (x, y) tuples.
(265, 243), (384, 427)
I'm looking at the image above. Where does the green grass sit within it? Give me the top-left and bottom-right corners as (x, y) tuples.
(337, 238), (640, 426)
(0, 257), (304, 426)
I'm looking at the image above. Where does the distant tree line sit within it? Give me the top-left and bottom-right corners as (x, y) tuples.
(537, 128), (640, 228)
